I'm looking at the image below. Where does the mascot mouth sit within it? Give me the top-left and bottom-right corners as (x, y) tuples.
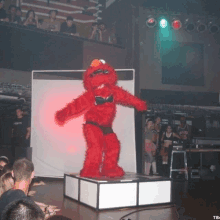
(97, 84), (105, 89)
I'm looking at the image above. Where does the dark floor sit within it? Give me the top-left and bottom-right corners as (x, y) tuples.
(29, 175), (220, 220)
(173, 179), (220, 220)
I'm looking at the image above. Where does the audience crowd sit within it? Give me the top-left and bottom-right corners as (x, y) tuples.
(0, 157), (66, 219)
(144, 116), (192, 177)
(0, 2), (117, 44)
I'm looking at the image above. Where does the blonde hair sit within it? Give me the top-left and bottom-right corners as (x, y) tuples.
(0, 172), (14, 196)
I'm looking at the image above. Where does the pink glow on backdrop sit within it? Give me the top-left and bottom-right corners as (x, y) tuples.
(33, 82), (86, 155)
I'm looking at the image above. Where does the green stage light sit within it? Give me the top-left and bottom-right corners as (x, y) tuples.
(160, 19), (168, 28)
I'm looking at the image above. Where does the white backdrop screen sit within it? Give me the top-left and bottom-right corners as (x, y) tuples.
(31, 69), (136, 177)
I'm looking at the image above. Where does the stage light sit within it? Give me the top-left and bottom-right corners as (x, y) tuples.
(172, 19), (182, 30)
(185, 19), (195, 32)
(160, 19), (168, 28)
(186, 23), (195, 32)
(197, 20), (207, 33)
(146, 17), (157, 28)
(208, 22), (219, 34)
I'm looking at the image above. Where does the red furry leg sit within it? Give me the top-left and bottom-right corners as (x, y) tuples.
(80, 124), (104, 178)
(100, 133), (125, 178)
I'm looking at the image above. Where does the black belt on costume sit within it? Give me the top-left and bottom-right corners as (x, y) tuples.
(86, 121), (113, 135)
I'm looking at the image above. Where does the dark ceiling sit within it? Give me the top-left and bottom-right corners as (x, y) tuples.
(141, 0), (220, 17)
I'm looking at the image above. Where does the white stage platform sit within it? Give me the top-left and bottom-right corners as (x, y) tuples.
(64, 172), (172, 210)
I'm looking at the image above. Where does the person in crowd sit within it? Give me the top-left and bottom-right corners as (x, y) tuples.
(177, 116), (192, 143)
(16, 7), (24, 22)
(176, 117), (192, 177)
(0, 171), (14, 197)
(109, 25), (117, 44)
(153, 116), (162, 147)
(0, 0), (7, 21)
(0, 158), (42, 217)
(144, 118), (158, 175)
(41, 10), (60, 31)
(0, 158), (59, 218)
(60, 16), (79, 36)
(98, 22), (112, 43)
(23, 9), (39, 28)
(153, 116), (162, 175)
(89, 22), (99, 40)
(2, 163), (13, 175)
(7, 4), (22, 24)
(11, 107), (31, 161)
(0, 156), (9, 168)
(161, 125), (180, 164)
(160, 125), (180, 176)
(1, 199), (45, 220)
(89, 22), (113, 44)
(11, 158), (34, 195)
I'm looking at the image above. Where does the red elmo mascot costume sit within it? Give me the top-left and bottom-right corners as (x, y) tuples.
(55, 59), (147, 178)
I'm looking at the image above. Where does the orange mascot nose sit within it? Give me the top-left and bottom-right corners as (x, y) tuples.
(90, 59), (101, 67)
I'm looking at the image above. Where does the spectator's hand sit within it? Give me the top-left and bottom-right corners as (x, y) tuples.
(35, 202), (60, 219)
(71, 33), (80, 37)
(92, 25), (98, 32)
(27, 16), (31, 21)
(35, 15), (38, 23)
(45, 205), (60, 219)
(28, 190), (36, 197)
(26, 18), (32, 24)
(32, 180), (46, 186)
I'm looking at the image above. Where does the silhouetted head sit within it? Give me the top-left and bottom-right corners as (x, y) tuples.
(26, 10), (35, 19)
(12, 158), (34, 183)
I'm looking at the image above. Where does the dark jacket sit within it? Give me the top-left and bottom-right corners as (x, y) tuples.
(0, 189), (44, 219)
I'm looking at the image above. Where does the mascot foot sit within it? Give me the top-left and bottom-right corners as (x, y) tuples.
(101, 165), (125, 178)
(80, 168), (101, 178)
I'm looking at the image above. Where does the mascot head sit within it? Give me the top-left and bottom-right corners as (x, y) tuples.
(83, 59), (118, 91)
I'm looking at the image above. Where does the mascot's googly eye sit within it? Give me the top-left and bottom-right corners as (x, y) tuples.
(99, 59), (106, 64)
(90, 69), (102, 78)
(93, 69), (102, 75)
(103, 70), (109, 74)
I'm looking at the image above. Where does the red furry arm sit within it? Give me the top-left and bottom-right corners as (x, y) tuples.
(112, 85), (147, 111)
(55, 91), (94, 125)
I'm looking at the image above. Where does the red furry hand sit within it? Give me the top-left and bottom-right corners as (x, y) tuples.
(136, 101), (147, 112)
(55, 108), (69, 126)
